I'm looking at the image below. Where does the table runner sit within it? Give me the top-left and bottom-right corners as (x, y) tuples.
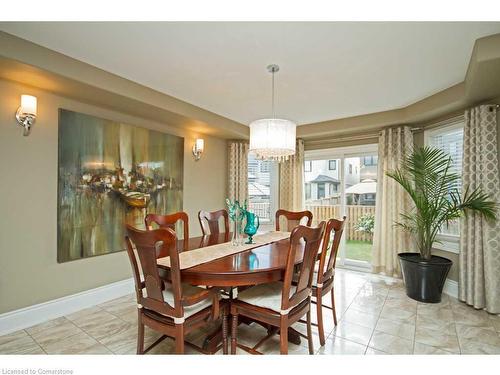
(157, 231), (291, 270)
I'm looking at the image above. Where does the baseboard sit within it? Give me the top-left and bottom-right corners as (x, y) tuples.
(0, 278), (134, 336)
(443, 278), (458, 298)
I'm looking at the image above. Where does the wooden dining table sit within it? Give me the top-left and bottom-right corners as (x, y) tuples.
(156, 231), (306, 353)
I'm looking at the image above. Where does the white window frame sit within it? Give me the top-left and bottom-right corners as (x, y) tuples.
(305, 144), (378, 270)
(423, 116), (464, 254)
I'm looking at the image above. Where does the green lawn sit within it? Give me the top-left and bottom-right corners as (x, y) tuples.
(345, 240), (373, 262)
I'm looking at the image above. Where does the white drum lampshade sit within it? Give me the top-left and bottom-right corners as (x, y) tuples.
(249, 64), (297, 162)
(249, 118), (296, 161)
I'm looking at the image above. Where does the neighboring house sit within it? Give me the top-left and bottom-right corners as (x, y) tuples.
(305, 156), (378, 205)
(305, 159), (360, 204)
(306, 174), (340, 201)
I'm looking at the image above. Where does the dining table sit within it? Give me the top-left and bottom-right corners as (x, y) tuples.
(156, 231), (306, 353)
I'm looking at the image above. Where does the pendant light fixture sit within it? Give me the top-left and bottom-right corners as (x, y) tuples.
(249, 64), (296, 162)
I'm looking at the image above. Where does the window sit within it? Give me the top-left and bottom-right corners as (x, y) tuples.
(328, 160), (337, 170)
(247, 153), (278, 225)
(425, 119), (464, 242)
(305, 161), (312, 172)
(363, 156), (378, 166)
(317, 183), (325, 199)
(349, 164), (352, 174)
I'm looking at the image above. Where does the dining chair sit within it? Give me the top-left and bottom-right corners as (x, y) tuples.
(275, 209), (313, 232)
(145, 212), (189, 250)
(198, 209), (229, 235)
(223, 222), (326, 355)
(299, 216), (346, 346)
(125, 225), (220, 354)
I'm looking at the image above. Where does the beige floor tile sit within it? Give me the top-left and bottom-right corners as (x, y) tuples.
(455, 323), (500, 347)
(349, 295), (385, 315)
(416, 314), (457, 335)
(254, 334), (313, 355)
(417, 305), (453, 320)
(413, 342), (456, 355)
(99, 295), (137, 317)
(66, 307), (117, 330)
(0, 330), (45, 354)
(331, 321), (374, 346)
(368, 331), (413, 354)
(120, 310), (139, 323)
(375, 317), (415, 340)
(65, 306), (104, 322)
(459, 337), (500, 354)
(386, 288), (409, 300)
(85, 317), (131, 342)
(453, 308), (494, 328)
(26, 317), (69, 335)
(489, 315), (500, 333)
(100, 324), (162, 354)
(318, 336), (366, 355)
(364, 347), (388, 355)
(29, 319), (83, 347)
(43, 331), (111, 354)
(0, 330), (28, 346)
(379, 305), (416, 325)
(341, 308), (379, 329)
(384, 296), (417, 311)
(414, 326), (460, 354)
(359, 284), (390, 297)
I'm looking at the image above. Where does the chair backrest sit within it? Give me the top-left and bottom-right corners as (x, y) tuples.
(145, 212), (189, 250)
(275, 209), (313, 232)
(281, 222), (326, 313)
(316, 217), (346, 286)
(198, 209), (229, 235)
(125, 225), (183, 318)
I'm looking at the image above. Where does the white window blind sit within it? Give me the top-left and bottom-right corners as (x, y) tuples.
(425, 121), (464, 237)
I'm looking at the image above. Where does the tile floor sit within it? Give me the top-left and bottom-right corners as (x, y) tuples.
(1, 269), (500, 355)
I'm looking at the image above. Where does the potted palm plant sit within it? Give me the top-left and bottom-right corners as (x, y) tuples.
(387, 146), (496, 303)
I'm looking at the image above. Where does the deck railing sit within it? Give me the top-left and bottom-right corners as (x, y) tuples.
(305, 204), (375, 242)
(247, 201), (375, 242)
(248, 201), (272, 222)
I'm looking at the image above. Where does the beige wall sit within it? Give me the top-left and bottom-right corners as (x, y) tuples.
(0, 79), (227, 313)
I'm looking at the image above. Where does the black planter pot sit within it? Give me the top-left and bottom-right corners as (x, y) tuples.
(398, 253), (452, 303)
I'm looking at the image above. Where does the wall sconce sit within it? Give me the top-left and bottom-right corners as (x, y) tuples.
(192, 138), (204, 161)
(16, 95), (37, 136)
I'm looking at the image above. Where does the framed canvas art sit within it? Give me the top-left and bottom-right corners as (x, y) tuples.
(57, 109), (184, 262)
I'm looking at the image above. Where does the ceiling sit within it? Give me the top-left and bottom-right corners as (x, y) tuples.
(1, 22), (500, 126)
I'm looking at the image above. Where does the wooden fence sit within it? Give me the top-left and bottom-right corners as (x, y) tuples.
(305, 204), (375, 242)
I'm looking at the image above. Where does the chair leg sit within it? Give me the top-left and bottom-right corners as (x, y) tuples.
(137, 314), (145, 355)
(316, 290), (326, 346)
(306, 303), (314, 355)
(175, 323), (185, 354)
(279, 316), (288, 355)
(231, 313), (238, 354)
(331, 288), (338, 325)
(222, 307), (229, 354)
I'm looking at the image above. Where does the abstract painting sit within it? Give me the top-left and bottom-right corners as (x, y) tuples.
(57, 109), (184, 262)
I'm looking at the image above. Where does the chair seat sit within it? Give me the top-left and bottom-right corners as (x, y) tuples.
(236, 281), (298, 313)
(162, 283), (213, 319)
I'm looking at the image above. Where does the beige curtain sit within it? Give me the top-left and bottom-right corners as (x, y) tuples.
(372, 126), (414, 277)
(459, 105), (500, 314)
(227, 141), (249, 203)
(279, 139), (305, 212)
